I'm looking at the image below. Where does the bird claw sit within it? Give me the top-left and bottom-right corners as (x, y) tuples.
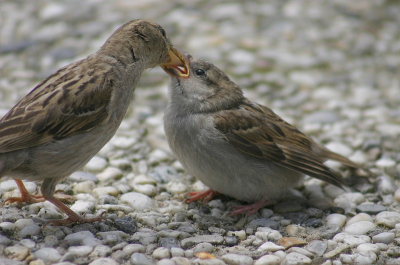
(186, 189), (220, 204)
(2, 194), (45, 206)
(229, 200), (272, 216)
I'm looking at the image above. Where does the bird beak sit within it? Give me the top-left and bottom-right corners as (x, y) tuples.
(161, 47), (190, 78)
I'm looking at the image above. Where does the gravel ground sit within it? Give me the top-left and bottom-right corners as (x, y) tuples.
(1, 0), (400, 264)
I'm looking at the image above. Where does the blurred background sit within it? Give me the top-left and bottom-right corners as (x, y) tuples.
(0, 0), (399, 173)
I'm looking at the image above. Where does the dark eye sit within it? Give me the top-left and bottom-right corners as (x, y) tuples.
(195, 69), (206, 76)
(159, 27), (166, 38)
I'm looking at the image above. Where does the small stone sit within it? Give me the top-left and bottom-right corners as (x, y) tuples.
(285, 225), (306, 237)
(97, 167), (123, 182)
(171, 247), (184, 257)
(64, 231), (94, 245)
(133, 184), (157, 196)
(356, 204), (386, 215)
(0, 235), (12, 246)
(356, 243), (380, 254)
(343, 221), (376, 235)
(89, 245), (112, 259)
(20, 224), (40, 238)
(92, 186), (119, 197)
(114, 216), (138, 234)
(166, 180), (188, 194)
(255, 254), (281, 265)
(89, 258), (119, 265)
(180, 235), (224, 249)
(324, 185), (346, 199)
(85, 156), (108, 172)
(20, 239), (35, 249)
(122, 244), (145, 255)
(120, 192), (155, 211)
(372, 232), (395, 244)
(281, 252), (311, 265)
(394, 188), (400, 202)
(333, 233), (371, 247)
(257, 242), (285, 252)
(306, 240), (327, 256)
(73, 180), (96, 194)
(226, 230), (246, 241)
(277, 237), (307, 248)
(97, 231), (129, 244)
(376, 175), (397, 195)
(376, 211), (400, 228)
(376, 158), (396, 168)
(222, 253), (253, 265)
(4, 246), (29, 261)
(70, 200), (95, 214)
(225, 236), (238, 246)
(346, 213), (373, 226)
(131, 253), (153, 265)
(34, 248), (62, 263)
(193, 242), (213, 254)
(325, 214), (346, 228)
(153, 247), (171, 259)
(287, 247), (313, 258)
(68, 245), (93, 256)
(304, 218), (323, 228)
(323, 244), (351, 259)
(159, 238), (179, 249)
(14, 219), (35, 230)
(148, 166), (179, 183)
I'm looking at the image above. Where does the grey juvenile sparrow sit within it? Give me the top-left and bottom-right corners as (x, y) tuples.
(162, 55), (366, 216)
(0, 19), (188, 226)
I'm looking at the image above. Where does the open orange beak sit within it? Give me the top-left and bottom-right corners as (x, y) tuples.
(161, 46), (189, 78)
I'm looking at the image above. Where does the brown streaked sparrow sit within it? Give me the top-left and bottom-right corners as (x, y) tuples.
(162, 54), (367, 216)
(0, 19), (188, 226)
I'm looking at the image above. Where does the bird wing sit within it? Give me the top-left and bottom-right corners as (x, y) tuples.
(214, 101), (344, 188)
(0, 61), (114, 153)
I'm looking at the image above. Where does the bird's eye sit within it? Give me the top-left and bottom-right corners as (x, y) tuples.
(195, 69), (206, 76)
(159, 27), (166, 38)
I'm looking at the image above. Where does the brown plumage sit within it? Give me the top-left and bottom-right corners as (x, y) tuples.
(0, 19), (188, 226)
(163, 55), (368, 216)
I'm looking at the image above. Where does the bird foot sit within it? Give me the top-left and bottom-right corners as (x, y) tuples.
(229, 200), (272, 216)
(186, 189), (220, 204)
(2, 194), (45, 206)
(43, 211), (107, 228)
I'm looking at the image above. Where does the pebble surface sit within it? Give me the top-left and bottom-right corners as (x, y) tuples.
(1, 0), (400, 264)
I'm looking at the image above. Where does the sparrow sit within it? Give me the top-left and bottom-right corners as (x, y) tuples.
(162, 54), (366, 216)
(0, 19), (188, 226)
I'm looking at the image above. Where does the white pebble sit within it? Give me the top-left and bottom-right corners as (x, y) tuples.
(92, 186), (119, 197)
(325, 214), (347, 228)
(376, 158), (396, 168)
(344, 221), (376, 235)
(171, 247), (184, 257)
(73, 181), (96, 194)
(85, 156), (108, 172)
(166, 180), (188, 194)
(120, 192), (154, 211)
(34, 248), (61, 263)
(333, 233), (371, 247)
(70, 200), (95, 214)
(97, 167), (123, 182)
(132, 184), (157, 196)
(20, 224), (40, 238)
(19, 239), (35, 249)
(65, 231), (94, 244)
(356, 243), (380, 254)
(257, 242), (285, 252)
(14, 219), (35, 230)
(325, 142), (353, 157)
(222, 253), (254, 265)
(376, 211), (400, 228)
(255, 254), (281, 265)
(153, 247), (171, 259)
(68, 245), (94, 256)
(372, 232), (395, 244)
(282, 252), (311, 265)
(111, 136), (137, 149)
(346, 213), (373, 226)
(226, 230), (246, 241)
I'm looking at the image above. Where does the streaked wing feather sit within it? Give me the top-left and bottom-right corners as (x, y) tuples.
(214, 100), (344, 188)
(0, 62), (113, 153)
